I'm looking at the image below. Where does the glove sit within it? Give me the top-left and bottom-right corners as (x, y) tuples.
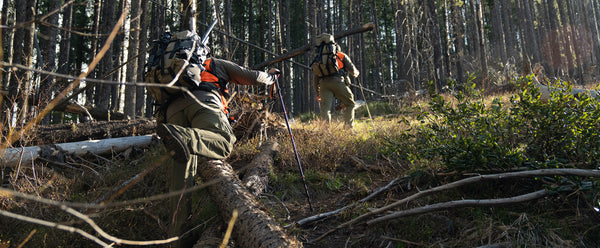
(268, 68), (281, 78)
(265, 68), (280, 86)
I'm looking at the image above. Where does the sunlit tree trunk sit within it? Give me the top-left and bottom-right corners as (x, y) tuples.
(7, 0), (26, 126)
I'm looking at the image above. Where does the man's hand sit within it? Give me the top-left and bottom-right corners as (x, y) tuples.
(268, 68), (281, 78)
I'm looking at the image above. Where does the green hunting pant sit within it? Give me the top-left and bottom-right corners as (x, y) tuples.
(163, 90), (236, 244)
(318, 75), (355, 127)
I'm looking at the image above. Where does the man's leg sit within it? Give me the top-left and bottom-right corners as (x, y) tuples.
(319, 86), (335, 123)
(332, 81), (356, 128)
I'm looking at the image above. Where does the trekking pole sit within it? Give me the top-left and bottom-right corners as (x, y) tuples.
(274, 76), (314, 212)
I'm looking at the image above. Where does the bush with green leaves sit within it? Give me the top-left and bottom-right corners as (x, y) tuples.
(385, 75), (600, 172)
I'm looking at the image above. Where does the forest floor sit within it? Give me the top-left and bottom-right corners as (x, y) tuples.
(2, 84), (600, 247)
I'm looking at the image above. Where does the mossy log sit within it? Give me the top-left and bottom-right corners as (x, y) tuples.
(198, 159), (302, 248)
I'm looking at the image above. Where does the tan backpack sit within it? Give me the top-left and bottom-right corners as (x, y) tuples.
(144, 30), (207, 104)
(310, 33), (340, 78)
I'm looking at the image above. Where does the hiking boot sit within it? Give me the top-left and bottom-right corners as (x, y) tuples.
(157, 123), (190, 163)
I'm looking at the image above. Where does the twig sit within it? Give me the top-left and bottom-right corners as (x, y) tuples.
(263, 193), (291, 219)
(221, 210), (238, 248)
(92, 155), (167, 204)
(367, 189), (547, 225)
(380, 235), (424, 246)
(63, 206), (179, 246)
(16, 229), (37, 248)
(0, 209), (111, 247)
(287, 177), (404, 227)
(0, 177), (222, 209)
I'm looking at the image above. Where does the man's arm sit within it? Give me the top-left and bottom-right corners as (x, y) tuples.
(209, 58), (275, 86)
(340, 52), (360, 78)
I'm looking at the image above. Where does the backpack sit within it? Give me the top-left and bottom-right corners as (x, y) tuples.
(144, 30), (207, 105)
(311, 33), (340, 78)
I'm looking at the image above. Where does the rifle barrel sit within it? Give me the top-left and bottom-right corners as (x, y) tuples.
(201, 20), (218, 45)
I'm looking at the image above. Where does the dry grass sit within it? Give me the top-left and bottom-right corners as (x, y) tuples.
(2, 90), (600, 247)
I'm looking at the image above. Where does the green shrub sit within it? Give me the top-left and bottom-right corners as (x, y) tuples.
(384, 75), (600, 172)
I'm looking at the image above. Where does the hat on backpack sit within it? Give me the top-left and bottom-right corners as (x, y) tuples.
(315, 33), (335, 46)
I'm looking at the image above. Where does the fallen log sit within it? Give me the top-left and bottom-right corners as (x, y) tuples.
(198, 159), (302, 248)
(0, 135), (155, 167)
(252, 23), (375, 70)
(241, 140), (279, 196)
(25, 119), (157, 146)
(53, 102), (128, 121)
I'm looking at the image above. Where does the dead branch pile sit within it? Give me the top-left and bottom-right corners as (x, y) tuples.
(228, 91), (285, 142)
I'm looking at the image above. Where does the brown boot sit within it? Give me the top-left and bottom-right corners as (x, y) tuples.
(157, 123), (190, 163)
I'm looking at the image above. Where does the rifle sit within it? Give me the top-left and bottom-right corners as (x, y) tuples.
(201, 19), (218, 46)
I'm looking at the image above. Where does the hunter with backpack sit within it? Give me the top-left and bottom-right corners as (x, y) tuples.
(310, 33), (360, 128)
(144, 23), (280, 242)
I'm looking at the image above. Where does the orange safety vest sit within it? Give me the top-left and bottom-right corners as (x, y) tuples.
(201, 58), (230, 113)
(336, 52), (345, 70)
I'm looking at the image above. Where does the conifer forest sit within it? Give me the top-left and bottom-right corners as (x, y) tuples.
(2, 0), (600, 247)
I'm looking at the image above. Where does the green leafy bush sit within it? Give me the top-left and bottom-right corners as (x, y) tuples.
(385, 75), (600, 172)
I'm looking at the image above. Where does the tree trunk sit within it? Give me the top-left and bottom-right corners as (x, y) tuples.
(451, 0), (465, 84)
(39, 0), (61, 125)
(502, 0), (515, 58)
(53, 103), (128, 121)
(136, 0), (149, 117)
(491, 0), (507, 64)
(125, 0), (141, 118)
(1, 135), (154, 167)
(26, 118), (156, 146)
(241, 141), (279, 196)
(426, 0), (446, 91)
(198, 159), (303, 248)
(95, 0), (116, 112)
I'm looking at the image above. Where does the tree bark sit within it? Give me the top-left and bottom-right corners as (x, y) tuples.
(136, 0), (149, 117)
(1, 135), (154, 167)
(53, 103), (128, 121)
(241, 141), (279, 196)
(26, 118), (156, 146)
(95, 0), (116, 112)
(198, 159), (303, 248)
(124, 0), (140, 118)
(426, 0), (446, 90)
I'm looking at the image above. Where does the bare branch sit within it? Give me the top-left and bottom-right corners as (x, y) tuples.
(62, 206), (179, 246)
(367, 189), (548, 225)
(312, 168), (600, 242)
(287, 177), (406, 227)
